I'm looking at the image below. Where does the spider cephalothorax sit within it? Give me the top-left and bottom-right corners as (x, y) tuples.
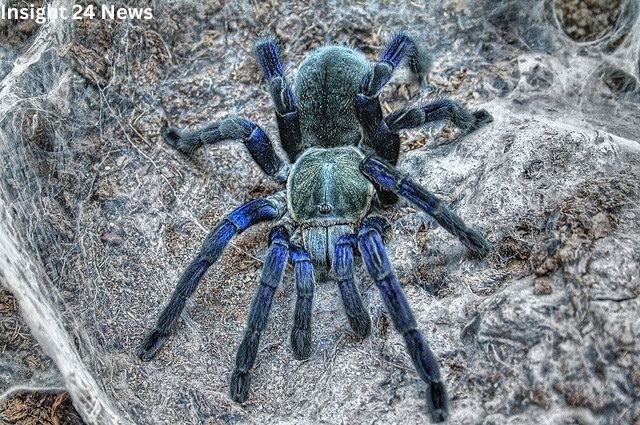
(138, 32), (492, 422)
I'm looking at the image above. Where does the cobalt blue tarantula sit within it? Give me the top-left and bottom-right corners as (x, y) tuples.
(138, 32), (492, 422)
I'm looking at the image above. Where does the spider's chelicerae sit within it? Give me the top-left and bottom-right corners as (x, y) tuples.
(138, 32), (492, 422)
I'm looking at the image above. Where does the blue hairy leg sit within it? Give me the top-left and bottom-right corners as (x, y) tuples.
(360, 155), (490, 256)
(289, 247), (316, 360)
(355, 32), (430, 205)
(162, 117), (289, 183)
(385, 98), (493, 134)
(255, 38), (303, 162)
(230, 225), (290, 402)
(358, 217), (448, 423)
(355, 32), (429, 166)
(361, 31), (431, 98)
(137, 195), (286, 361)
(332, 235), (371, 338)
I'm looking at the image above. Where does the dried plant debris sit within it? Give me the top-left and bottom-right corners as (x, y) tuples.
(601, 65), (639, 97)
(0, 289), (59, 393)
(0, 0), (44, 48)
(1, 1), (639, 424)
(531, 176), (638, 276)
(1, 391), (85, 425)
(0, 290), (77, 424)
(554, 0), (624, 42)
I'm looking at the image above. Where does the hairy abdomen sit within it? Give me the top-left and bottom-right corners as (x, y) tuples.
(294, 46), (369, 149)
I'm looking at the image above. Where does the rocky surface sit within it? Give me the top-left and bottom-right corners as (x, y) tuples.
(1, 1), (639, 424)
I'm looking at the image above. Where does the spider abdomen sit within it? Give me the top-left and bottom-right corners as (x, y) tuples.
(295, 46), (369, 149)
(287, 146), (374, 267)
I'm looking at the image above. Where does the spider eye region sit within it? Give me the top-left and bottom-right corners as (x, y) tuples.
(317, 203), (333, 215)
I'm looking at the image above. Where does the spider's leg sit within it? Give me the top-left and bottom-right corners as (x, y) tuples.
(231, 225), (290, 403)
(355, 89), (401, 166)
(137, 194), (287, 361)
(356, 31), (428, 166)
(385, 98), (493, 134)
(255, 38), (303, 162)
(362, 31), (431, 98)
(355, 32), (428, 205)
(354, 97), (401, 207)
(289, 247), (315, 360)
(360, 155), (490, 256)
(162, 117), (289, 183)
(332, 235), (371, 338)
(358, 216), (448, 423)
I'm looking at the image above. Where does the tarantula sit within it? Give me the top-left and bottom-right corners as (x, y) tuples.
(138, 32), (492, 422)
